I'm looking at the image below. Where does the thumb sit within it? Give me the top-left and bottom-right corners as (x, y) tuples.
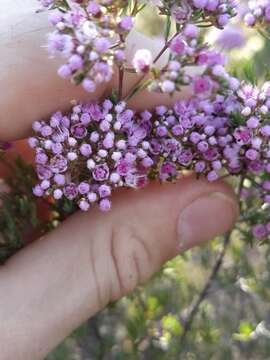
(1, 176), (238, 360)
(83, 175), (238, 304)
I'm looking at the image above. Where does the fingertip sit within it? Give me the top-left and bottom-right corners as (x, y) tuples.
(97, 175), (238, 262)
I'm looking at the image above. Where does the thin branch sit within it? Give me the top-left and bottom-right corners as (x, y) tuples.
(179, 175), (245, 348)
(118, 66), (124, 100)
(179, 232), (231, 348)
(123, 32), (179, 102)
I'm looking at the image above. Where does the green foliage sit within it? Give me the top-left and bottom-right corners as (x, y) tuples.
(242, 61), (258, 85)
(0, 157), (39, 263)
(44, 239), (270, 359)
(46, 342), (74, 360)
(162, 314), (182, 336)
(233, 321), (255, 342)
(230, 60), (257, 85)
(229, 112), (246, 129)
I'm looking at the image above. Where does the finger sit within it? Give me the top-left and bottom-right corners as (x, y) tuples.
(0, 1), (188, 141)
(0, 176), (238, 359)
(0, 0), (107, 141)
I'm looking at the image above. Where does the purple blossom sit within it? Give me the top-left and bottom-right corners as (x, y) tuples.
(252, 224), (267, 239)
(92, 164), (110, 182)
(32, 0), (270, 242)
(50, 155), (68, 174)
(71, 124), (87, 139)
(132, 49), (153, 73)
(64, 183), (78, 200)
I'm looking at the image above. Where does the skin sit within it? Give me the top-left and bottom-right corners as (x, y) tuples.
(0, 1), (239, 359)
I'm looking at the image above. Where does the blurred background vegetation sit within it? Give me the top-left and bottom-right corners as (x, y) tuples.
(47, 241), (270, 359)
(46, 4), (270, 359)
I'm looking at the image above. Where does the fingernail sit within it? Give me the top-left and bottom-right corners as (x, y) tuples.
(178, 192), (238, 251)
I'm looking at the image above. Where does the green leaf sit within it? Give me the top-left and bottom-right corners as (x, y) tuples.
(164, 15), (171, 42)
(229, 112), (246, 128)
(162, 314), (183, 336)
(242, 61), (257, 85)
(233, 321), (255, 342)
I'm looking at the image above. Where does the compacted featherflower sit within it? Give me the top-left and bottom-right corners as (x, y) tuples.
(32, 0), (270, 241)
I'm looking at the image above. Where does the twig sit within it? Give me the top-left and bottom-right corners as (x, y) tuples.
(179, 175), (245, 348)
(179, 232), (231, 348)
(117, 34), (125, 101)
(118, 66), (124, 100)
(123, 32), (179, 102)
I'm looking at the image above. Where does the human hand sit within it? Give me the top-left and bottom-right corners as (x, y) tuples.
(0, 1), (238, 359)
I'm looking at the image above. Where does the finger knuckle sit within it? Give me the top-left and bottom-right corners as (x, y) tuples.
(109, 225), (152, 301)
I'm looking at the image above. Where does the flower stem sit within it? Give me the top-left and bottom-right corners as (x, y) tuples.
(118, 66), (124, 101)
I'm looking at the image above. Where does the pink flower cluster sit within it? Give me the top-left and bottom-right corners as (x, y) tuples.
(132, 27), (230, 94)
(40, 0), (134, 92)
(153, 0), (238, 28)
(244, 0), (270, 27)
(30, 79), (270, 239)
(39, 0), (239, 96)
(33, 0), (270, 242)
